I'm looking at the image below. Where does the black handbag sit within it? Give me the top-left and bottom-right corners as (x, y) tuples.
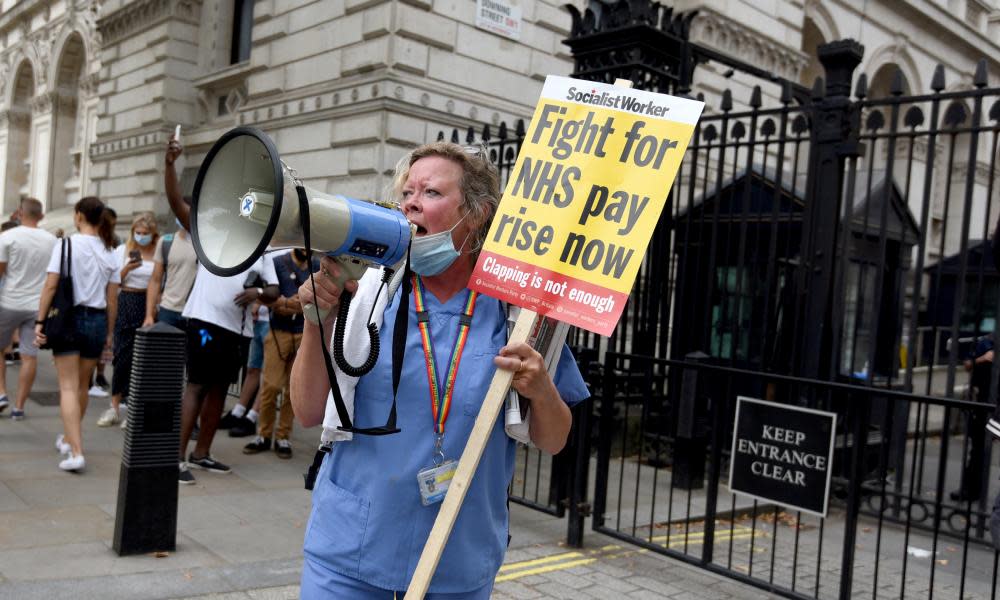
(42, 238), (75, 348)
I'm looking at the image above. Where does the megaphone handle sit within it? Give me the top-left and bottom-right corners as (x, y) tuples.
(303, 256), (368, 324)
(302, 302), (329, 324)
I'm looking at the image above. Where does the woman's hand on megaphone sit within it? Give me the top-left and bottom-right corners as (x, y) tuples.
(299, 256), (359, 327)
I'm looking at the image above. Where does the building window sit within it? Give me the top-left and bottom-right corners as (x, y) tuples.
(231, 0), (254, 64)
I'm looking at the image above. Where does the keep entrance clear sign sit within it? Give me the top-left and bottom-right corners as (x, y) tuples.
(470, 76), (704, 335)
(728, 397), (837, 517)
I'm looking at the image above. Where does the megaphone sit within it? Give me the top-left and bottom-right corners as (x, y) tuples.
(190, 126), (410, 281)
(191, 126), (413, 436)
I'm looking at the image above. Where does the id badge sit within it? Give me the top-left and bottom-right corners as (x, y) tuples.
(417, 460), (457, 506)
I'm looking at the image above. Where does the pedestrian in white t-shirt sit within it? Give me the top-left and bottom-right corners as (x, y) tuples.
(163, 134), (280, 484)
(0, 198), (57, 419)
(35, 197), (120, 472)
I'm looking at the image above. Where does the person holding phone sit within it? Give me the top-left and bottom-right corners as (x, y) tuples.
(97, 213), (159, 427)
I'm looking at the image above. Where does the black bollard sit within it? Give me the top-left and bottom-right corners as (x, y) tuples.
(113, 322), (185, 556)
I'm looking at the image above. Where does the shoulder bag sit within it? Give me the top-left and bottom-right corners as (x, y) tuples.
(41, 238), (76, 348)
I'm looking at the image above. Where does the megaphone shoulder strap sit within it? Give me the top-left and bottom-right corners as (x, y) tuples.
(298, 184), (405, 436)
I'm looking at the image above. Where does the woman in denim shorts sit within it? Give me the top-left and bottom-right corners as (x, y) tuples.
(35, 197), (121, 472)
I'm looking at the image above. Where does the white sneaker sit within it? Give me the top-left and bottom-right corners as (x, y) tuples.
(96, 406), (120, 427)
(88, 385), (109, 398)
(55, 434), (71, 455)
(120, 416), (129, 430)
(59, 453), (85, 472)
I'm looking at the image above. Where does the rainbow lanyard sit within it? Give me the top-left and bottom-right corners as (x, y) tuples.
(412, 274), (478, 439)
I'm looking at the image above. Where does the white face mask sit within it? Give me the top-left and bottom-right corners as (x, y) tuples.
(409, 212), (471, 276)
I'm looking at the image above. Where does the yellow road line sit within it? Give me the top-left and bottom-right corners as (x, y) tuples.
(496, 528), (760, 582)
(496, 551), (583, 573)
(495, 557), (599, 582)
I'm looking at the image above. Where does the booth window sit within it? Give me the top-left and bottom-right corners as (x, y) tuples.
(231, 0), (254, 64)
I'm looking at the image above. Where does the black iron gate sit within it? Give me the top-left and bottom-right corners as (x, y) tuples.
(442, 1), (1000, 597)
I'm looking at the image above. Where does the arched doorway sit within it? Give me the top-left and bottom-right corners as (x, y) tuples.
(868, 63), (912, 98)
(51, 33), (85, 209)
(799, 18), (826, 89)
(4, 61), (34, 213)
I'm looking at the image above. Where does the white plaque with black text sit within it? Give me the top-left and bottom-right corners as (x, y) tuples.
(727, 396), (837, 517)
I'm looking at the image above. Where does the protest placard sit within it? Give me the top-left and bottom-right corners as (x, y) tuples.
(406, 78), (703, 599)
(470, 75), (704, 335)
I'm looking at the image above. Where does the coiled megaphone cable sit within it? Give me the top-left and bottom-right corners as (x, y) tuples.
(332, 268), (392, 377)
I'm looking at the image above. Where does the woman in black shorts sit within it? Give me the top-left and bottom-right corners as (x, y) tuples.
(35, 197), (120, 472)
(97, 213), (159, 428)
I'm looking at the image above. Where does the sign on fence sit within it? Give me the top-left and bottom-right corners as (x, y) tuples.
(728, 396), (837, 517)
(469, 75), (704, 335)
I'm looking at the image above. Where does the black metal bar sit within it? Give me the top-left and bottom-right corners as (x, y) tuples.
(591, 353), (617, 531)
(702, 91), (733, 352)
(838, 393), (871, 600)
(700, 383), (724, 564)
(944, 71), (988, 404)
(928, 404), (955, 598)
(795, 41), (864, 383)
(610, 352), (990, 409)
(566, 400), (591, 547)
(791, 511), (802, 592)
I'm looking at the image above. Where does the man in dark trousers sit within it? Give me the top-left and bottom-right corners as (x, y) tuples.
(955, 332), (993, 501)
(988, 218), (1000, 548)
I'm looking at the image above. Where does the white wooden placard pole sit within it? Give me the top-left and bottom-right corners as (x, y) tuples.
(405, 78), (633, 599)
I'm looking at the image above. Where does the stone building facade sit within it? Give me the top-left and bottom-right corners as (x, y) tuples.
(0, 0), (995, 237)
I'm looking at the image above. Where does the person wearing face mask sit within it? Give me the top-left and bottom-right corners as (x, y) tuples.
(242, 248), (320, 458)
(97, 214), (159, 427)
(289, 142), (589, 598)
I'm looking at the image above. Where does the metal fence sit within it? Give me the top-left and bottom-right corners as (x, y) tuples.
(444, 57), (1000, 600)
(439, 1), (1000, 595)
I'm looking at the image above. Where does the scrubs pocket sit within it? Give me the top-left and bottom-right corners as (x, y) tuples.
(303, 476), (371, 579)
(461, 352), (501, 416)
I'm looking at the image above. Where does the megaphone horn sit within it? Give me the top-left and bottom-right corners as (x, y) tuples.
(190, 126), (411, 279)
(191, 126), (414, 436)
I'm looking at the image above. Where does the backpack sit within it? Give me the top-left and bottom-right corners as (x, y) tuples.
(159, 233), (174, 290)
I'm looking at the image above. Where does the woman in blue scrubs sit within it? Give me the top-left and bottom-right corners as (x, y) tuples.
(291, 143), (589, 598)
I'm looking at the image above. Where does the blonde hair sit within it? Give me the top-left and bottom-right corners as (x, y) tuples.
(390, 142), (500, 257)
(125, 212), (159, 253)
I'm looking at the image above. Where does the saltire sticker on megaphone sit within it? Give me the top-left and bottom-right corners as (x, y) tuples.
(469, 75), (704, 336)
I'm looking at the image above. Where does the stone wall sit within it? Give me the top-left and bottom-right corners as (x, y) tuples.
(0, 0), (996, 230)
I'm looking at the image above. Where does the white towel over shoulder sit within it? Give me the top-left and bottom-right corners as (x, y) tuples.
(319, 266), (405, 443)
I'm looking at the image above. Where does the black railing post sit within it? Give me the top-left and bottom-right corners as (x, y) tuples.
(794, 39), (867, 600)
(566, 400), (592, 547)
(839, 394), (872, 600)
(794, 40), (864, 383)
(592, 353), (618, 531)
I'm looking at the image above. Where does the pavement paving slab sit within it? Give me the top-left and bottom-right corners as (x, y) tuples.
(3, 354), (954, 600)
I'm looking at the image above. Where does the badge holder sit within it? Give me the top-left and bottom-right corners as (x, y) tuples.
(417, 435), (457, 506)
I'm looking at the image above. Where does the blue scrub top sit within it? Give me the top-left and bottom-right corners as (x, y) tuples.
(303, 285), (590, 593)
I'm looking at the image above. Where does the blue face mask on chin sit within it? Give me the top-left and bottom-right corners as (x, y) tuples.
(409, 212), (471, 276)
